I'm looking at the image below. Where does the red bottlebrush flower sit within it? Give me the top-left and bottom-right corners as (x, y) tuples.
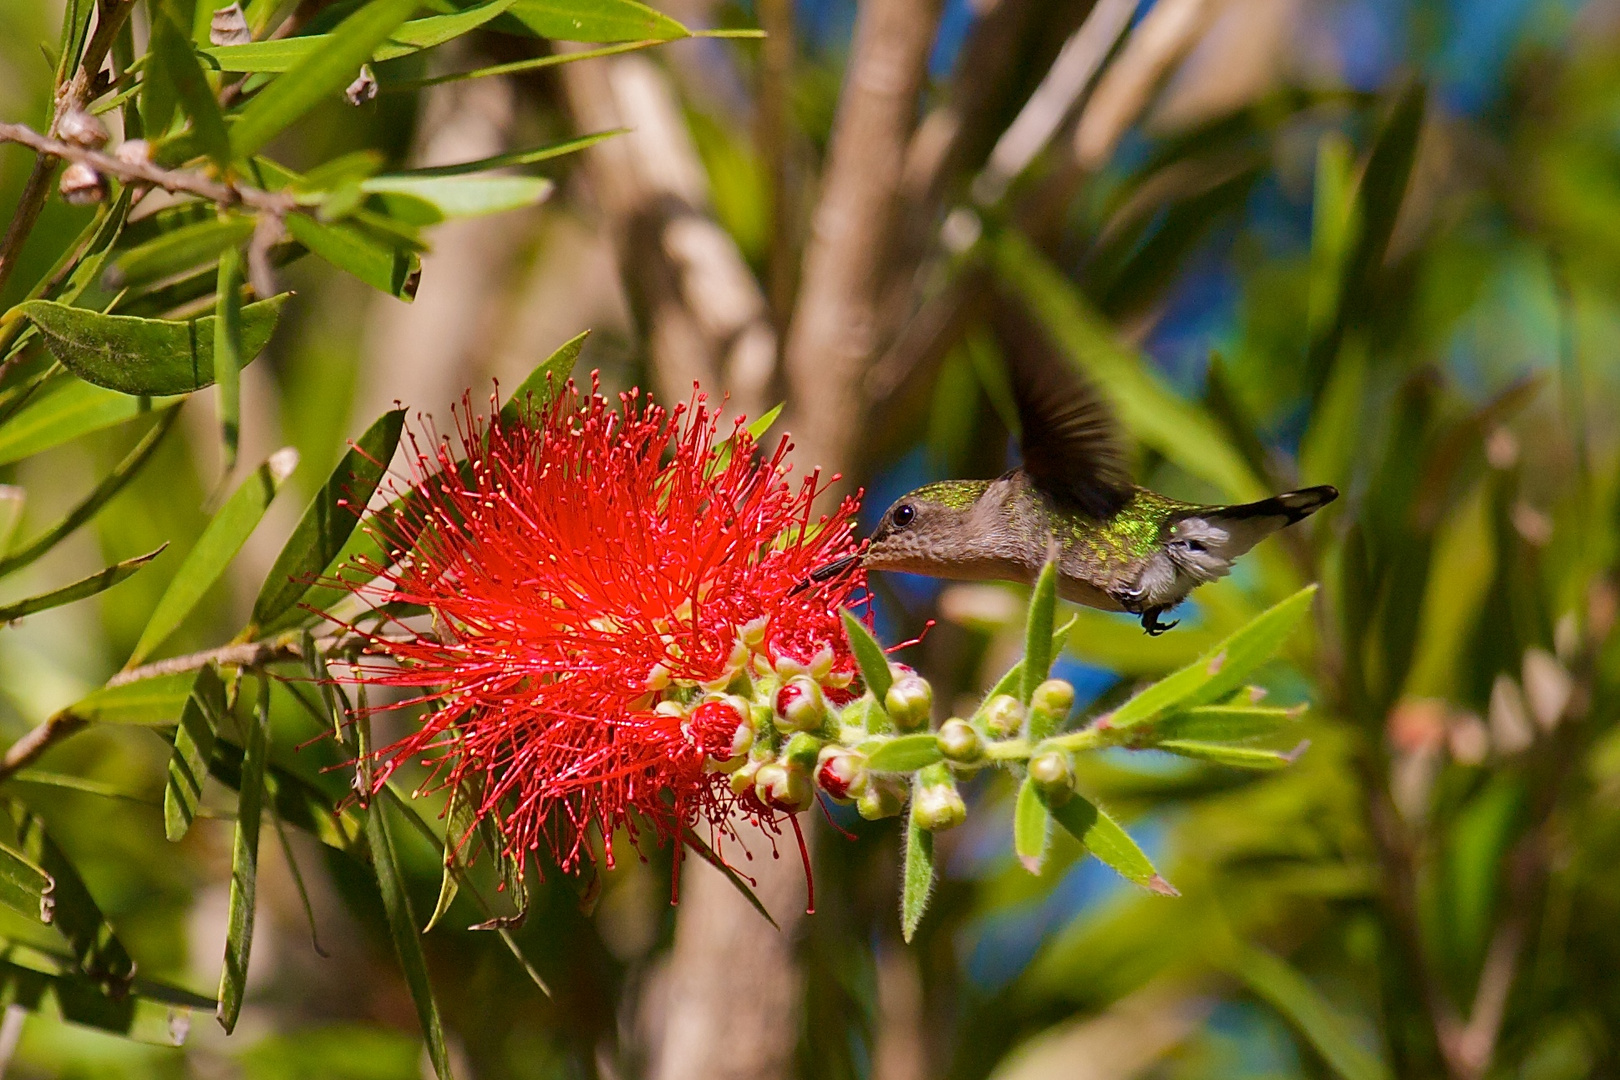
(333, 381), (864, 876)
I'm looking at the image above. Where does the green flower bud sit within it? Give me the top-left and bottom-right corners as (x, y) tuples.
(1027, 679), (1076, 741)
(729, 760), (762, 798)
(783, 731), (822, 769)
(937, 718), (983, 763)
(884, 675), (933, 731)
(855, 775), (907, 820)
(1028, 750), (1074, 803)
(981, 694), (1025, 738)
(911, 779), (967, 831)
(755, 762), (813, 813)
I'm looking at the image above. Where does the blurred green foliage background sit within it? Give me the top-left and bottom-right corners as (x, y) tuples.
(3, 0), (1620, 1078)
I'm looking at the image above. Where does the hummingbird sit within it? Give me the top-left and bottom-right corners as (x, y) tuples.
(819, 303), (1337, 635)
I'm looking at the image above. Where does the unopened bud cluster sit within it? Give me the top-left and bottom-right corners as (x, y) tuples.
(671, 619), (1079, 838)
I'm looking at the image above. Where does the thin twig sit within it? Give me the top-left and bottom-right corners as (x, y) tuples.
(0, 123), (296, 214)
(107, 632), (362, 688)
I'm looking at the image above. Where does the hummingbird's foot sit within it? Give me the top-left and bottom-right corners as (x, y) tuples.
(1140, 607), (1179, 636)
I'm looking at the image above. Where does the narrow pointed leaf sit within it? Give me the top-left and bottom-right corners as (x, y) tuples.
(0, 486), (24, 555)
(104, 216), (256, 291)
(500, 331), (588, 426)
(204, 0), (515, 71)
(252, 408), (405, 628)
(4, 798), (138, 992)
(405, 131), (622, 178)
(424, 780), (474, 933)
(842, 610), (893, 702)
(208, 738), (363, 852)
(0, 380), (168, 466)
(69, 671), (196, 725)
(131, 449), (298, 666)
(213, 247), (245, 472)
(283, 214), (421, 300)
(1227, 943), (1392, 1080)
(1013, 777), (1050, 873)
(1046, 793), (1176, 895)
(229, 0), (419, 160)
(707, 402), (784, 478)
(1155, 740), (1301, 770)
(150, 11), (230, 169)
(1021, 559), (1058, 703)
(681, 828), (777, 930)
(217, 678), (268, 1033)
(1155, 704), (1304, 744)
(0, 406), (181, 578)
(1107, 585), (1318, 730)
(505, 0), (689, 41)
(164, 667), (224, 841)
(900, 803), (935, 943)
(982, 614), (1078, 704)
(360, 175), (553, 219)
(16, 296), (288, 396)
(0, 544), (166, 622)
(367, 793), (454, 1079)
(865, 734), (944, 773)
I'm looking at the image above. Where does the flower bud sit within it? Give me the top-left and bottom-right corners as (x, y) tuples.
(729, 759), (761, 798)
(884, 675), (933, 732)
(755, 762), (812, 813)
(981, 694), (1025, 738)
(855, 775), (907, 820)
(685, 696), (752, 770)
(56, 109), (108, 150)
(937, 718), (983, 763)
(58, 162), (106, 205)
(1027, 679), (1076, 741)
(114, 139), (151, 167)
(912, 779), (967, 831)
(1028, 750), (1074, 804)
(775, 675), (827, 733)
(783, 731), (822, 769)
(815, 746), (866, 802)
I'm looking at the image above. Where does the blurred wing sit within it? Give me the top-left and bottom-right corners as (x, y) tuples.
(993, 298), (1133, 519)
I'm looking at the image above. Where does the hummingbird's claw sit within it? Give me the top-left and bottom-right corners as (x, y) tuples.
(1140, 607), (1178, 636)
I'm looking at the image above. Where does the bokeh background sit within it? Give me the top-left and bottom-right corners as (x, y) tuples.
(3, 0), (1620, 1077)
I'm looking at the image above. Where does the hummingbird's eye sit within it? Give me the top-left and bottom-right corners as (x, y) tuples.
(892, 504), (916, 528)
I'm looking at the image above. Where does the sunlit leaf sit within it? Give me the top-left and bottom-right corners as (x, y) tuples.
(842, 610), (893, 702)
(403, 131), (622, 178)
(505, 0), (689, 42)
(203, 0), (515, 72)
(864, 734), (944, 773)
(251, 408), (405, 629)
(16, 295), (288, 396)
(1022, 559), (1058, 704)
(214, 246), (245, 471)
(0, 380), (169, 467)
(164, 666), (224, 842)
(103, 216), (256, 290)
(217, 678), (268, 1034)
(0, 544), (166, 623)
(360, 174), (553, 220)
(149, 10), (230, 169)
(900, 799), (934, 943)
(283, 214), (421, 300)
(1046, 794), (1176, 895)
(1013, 777), (1049, 874)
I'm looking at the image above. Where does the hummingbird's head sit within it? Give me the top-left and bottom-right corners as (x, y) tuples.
(861, 482), (988, 574)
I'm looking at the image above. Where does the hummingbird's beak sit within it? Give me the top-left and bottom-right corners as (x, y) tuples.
(788, 554), (860, 596)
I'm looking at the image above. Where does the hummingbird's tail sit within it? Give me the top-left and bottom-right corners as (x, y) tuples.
(1162, 485), (1338, 586)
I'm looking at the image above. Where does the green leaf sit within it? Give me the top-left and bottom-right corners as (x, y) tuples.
(1226, 943), (1391, 1080)
(150, 11), (230, 169)
(283, 213), (421, 299)
(16, 295), (288, 396)
(214, 246), (245, 471)
(505, 0), (689, 42)
(403, 130), (622, 178)
(229, 0), (420, 161)
(0, 841), (53, 922)
(252, 408), (405, 628)
(423, 780), (473, 933)
(164, 666), (224, 841)
(69, 671), (196, 725)
(204, 0), (516, 72)
(366, 790), (454, 1078)
(681, 828), (777, 930)
(217, 678), (268, 1034)
(0, 486), (23, 555)
(1046, 794), (1176, 895)
(1154, 740), (1299, 769)
(841, 610), (893, 702)
(3, 798), (138, 993)
(706, 401), (784, 479)
(103, 216), (256, 290)
(0, 406), (181, 579)
(0, 544), (166, 623)
(499, 331), (587, 426)
(864, 734), (943, 773)
(1022, 559), (1058, 704)
(0, 949), (215, 1045)
(1107, 585), (1318, 730)
(1155, 704), (1303, 744)
(129, 449), (298, 666)
(209, 738), (364, 852)
(0, 380), (167, 467)
(1013, 777), (1050, 874)
(900, 798), (935, 943)
(360, 174), (553, 220)
(990, 228), (1266, 503)
(1305, 132), (1358, 343)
